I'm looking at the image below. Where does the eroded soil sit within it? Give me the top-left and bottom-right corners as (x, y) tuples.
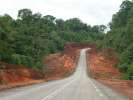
(0, 43), (83, 90)
(87, 48), (133, 100)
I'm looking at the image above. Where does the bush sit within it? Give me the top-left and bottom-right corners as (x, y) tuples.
(122, 73), (130, 80)
(127, 63), (133, 79)
(118, 63), (129, 72)
(11, 54), (35, 67)
(11, 54), (22, 64)
(20, 55), (33, 67)
(34, 61), (43, 69)
(121, 63), (133, 80)
(0, 52), (12, 63)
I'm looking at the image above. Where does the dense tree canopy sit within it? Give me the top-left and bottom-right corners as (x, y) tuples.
(0, 9), (105, 69)
(101, 0), (133, 79)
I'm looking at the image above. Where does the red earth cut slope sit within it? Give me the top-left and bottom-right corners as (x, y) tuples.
(0, 61), (44, 90)
(0, 42), (90, 90)
(87, 48), (133, 100)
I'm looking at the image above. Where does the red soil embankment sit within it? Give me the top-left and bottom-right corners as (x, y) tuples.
(88, 48), (120, 79)
(0, 61), (44, 90)
(0, 42), (88, 90)
(87, 48), (133, 99)
(43, 46), (80, 80)
(43, 53), (77, 80)
(0, 42), (95, 91)
(43, 42), (95, 80)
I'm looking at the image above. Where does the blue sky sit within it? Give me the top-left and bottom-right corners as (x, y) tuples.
(0, 0), (124, 25)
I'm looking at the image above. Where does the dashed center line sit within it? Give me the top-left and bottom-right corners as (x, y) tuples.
(89, 79), (104, 97)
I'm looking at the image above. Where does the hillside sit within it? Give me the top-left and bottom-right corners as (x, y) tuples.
(87, 48), (133, 99)
(0, 0), (132, 99)
(100, 0), (133, 79)
(0, 9), (104, 70)
(0, 61), (44, 90)
(0, 43), (86, 90)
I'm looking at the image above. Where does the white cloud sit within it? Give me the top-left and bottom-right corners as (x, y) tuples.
(0, 0), (124, 25)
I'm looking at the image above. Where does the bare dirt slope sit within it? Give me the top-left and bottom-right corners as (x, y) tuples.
(0, 43), (88, 90)
(0, 61), (44, 90)
(43, 43), (92, 80)
(87, 48), (133, 100)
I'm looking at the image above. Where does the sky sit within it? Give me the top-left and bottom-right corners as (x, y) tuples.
(0, 0), (124, 25)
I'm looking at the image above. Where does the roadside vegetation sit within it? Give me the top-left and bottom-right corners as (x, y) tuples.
(0, 9), (105, 69)
(0, 0), (133, 80)
(99, 0), (133, 79)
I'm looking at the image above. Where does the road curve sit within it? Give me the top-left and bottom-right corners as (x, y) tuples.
(0, 49), (128, 100)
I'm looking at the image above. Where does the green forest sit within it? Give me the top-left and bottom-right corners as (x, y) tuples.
(101, 0), (133, 79)
(0, 0), (133, 79)
(0, 8), (105, 69)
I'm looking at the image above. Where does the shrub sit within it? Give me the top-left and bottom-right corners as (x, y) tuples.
(127, 63), (133, 80)
(122, 73), (130, 80)
(118, 63), (129, 72)
(11, 54), (22, 64)
(0, 52), (12, 63)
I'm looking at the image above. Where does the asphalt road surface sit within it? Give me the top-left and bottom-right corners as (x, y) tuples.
(0, 49), (128, 100)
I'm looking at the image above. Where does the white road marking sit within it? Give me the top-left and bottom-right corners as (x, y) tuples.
(88, 79), (104, 97)
(41, 78), (78, 100)
(99, 93), (104, 97)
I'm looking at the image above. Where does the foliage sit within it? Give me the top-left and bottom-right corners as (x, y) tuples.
(101, 0), (133, 79)
(0, 9), (105, 69)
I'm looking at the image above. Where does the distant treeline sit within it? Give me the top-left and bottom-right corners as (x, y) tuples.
(100, 0), (133, 79)
(0, 9), (105, 69)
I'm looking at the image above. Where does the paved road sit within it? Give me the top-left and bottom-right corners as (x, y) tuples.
(0, 49), (128, 100)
